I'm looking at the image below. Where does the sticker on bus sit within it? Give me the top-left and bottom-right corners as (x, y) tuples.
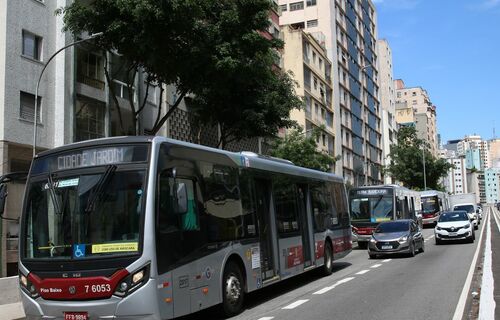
(91, 242), (138, 254)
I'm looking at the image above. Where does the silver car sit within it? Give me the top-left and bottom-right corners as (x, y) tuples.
(368, 220), (424, 259)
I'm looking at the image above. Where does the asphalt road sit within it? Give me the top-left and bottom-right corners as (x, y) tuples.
(180, 223), (483, 320)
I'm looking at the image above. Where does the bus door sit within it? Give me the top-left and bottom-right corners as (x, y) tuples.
(254, 179), (278, 281)
(297, 184), (313, 268)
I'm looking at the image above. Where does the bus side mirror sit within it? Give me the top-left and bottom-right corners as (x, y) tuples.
(173, 183), (188, 215)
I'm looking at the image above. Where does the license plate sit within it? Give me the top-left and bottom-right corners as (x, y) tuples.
(449, 232), (457, 237)
(381, 245), (392, 250)
(64, 312), (88, 320)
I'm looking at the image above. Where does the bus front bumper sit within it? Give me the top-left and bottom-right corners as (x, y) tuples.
(21, 279), (160, 320)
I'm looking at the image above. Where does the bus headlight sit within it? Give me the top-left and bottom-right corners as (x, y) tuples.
(114, 263), (150, 297)
(19, 273), (39, 299)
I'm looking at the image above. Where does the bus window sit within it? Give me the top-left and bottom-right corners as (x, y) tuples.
(311, 183), (336, 231)
(331, 184), (349, 226)
(273, 177), (300, 235)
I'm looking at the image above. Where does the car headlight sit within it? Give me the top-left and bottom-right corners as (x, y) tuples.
(464, 223), (471, 229)
(370, 238), (376, 243)
(436, 226), (442, 231)
(398, 236), (408, 243)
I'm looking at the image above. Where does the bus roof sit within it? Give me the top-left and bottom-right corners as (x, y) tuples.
(420, 190), (445, 197)
(350, 184), (413, 192)
(35, 136), (345, 184)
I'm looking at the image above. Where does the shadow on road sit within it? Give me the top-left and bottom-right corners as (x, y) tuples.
(177, 262), (352, 320)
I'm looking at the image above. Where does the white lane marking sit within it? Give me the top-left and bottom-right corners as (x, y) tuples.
(258, 317), (274, 320)
(493, 207), (500, 233)
(382, 259), (392, 263)
(355, 269), (370, 275)
(452, 209), (489, 320)
(426, 235), (434, 241)
(313, 277), (355, 295)
(282, 299), (309, 310)
(479, 212), (496, 320)
(370, 264), (382, 268)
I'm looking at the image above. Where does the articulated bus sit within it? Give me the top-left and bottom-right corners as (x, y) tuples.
(420, 190), (449, 226)
(349, 185), (421, 249)
(19, 136), (351, 319)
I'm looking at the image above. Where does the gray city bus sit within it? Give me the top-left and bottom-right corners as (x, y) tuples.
(19, 136), (351, 319)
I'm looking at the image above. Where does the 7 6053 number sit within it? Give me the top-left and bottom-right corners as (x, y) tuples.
(84, 284), (111, 293)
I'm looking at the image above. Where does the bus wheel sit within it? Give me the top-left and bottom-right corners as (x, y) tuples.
(321, 242), (334, 276)
(222, 261), (245, 317)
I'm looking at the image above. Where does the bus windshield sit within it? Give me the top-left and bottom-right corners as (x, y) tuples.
(23, 169), (146, 260)
(350, 196), (393, 223)
(422, 196), (439, 214)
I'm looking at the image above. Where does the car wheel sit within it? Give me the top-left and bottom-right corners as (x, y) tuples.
(474, 224), (478, 230)
(435, 238), (441, 245)
(369, 252), (377, 259)
(419, 240), (425, 253)
(409, 242), (415, 257)
(358, 242), (368, 249)
(221, 261), (245, 317)
(468, 235), (474, 243)
(321, 242), (334, 276)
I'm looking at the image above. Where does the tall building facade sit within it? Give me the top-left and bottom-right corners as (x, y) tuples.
(394, 80), (438, 157)
(279, 0), (382, 186)
(443, 157), (468, 195)
(490, 138), (500, 168)
(466, 148), (483, 170)
(376, 39), (396, 184)
(457, 135), (490, 168)
(282, 27), (335, 158)
(485, 168), (500, 204)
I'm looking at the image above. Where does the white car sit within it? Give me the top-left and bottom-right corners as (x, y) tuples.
(435, 210), (475, 244)
(453, 204), (478, 229)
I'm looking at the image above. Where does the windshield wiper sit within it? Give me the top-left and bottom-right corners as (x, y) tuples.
(85, 165), (117, 214)
(47, 172), (62, 215)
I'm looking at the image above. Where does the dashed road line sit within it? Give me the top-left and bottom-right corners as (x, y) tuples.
(382, 259), (392, 263)
(313, 277), (355, 295)
(282, 299), (309, 310)
(370, 264), (382, 268)
(425, 235), (434, 241)
(355, 269), (370, 275)
(257, 317), (274, 320)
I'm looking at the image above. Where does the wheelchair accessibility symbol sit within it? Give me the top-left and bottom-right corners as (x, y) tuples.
(73, 244), (86, 259)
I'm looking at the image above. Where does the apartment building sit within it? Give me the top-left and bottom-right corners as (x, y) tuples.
(376, 39), (396, 184)
(485, 167), (500, 204)
(279, 0), (382, 186)
(0, 0), (165, 277)
(282, 27), (335, 158)
(394, 79), (438, 157)
(466, 148), (483, 170)
(443, 157), (467, 195)
(457, 135), (490, 169)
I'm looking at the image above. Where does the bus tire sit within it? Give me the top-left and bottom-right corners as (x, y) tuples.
(358, 242), (368, 249)
(221, 261), (245, 317)
(321, 242), (334, 276)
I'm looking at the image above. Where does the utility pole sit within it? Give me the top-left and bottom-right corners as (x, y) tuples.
(422, 144), (427, 190)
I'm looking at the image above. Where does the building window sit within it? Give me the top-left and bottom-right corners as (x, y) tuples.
(307, 19), (318, 28)
(76, 47), (105, 90)
(307, 0), (317, 6)
(75, 96), (105, 141)
(22, 30), (42, 61)
(20, 91), (41, 123)
(280, 4), (287, 11)
(289, 1), (304, 11)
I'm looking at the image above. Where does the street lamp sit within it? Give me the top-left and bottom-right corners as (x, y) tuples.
(33, 32), (104, 157)
(422, 143), (427, 190)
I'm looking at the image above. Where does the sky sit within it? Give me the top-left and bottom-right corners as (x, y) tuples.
(373, 0), (500, 144)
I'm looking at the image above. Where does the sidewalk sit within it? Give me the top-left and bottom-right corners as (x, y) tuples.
(0, 301), (25, 320)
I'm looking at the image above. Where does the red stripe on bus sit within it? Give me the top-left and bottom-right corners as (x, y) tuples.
(28, 269), (129, 300)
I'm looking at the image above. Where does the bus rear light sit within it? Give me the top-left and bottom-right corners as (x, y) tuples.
(19, 273), (39, 299)
(165, 297), (172, 303)
(202, 287), (209, 294)
(114, 264), (150, 298)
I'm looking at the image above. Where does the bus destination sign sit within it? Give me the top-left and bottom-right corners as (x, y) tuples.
(355, 189), (390, 196)
(57, 148), (125, 170)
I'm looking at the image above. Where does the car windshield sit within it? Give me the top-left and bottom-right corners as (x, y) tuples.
(23, 169), (146, 260)
(350, 196), (393, 223)
(439, 212), (468, 222)
(454, 205), (474, 213)
(422, 196), (439, 214)
(374, 221), (409, 233)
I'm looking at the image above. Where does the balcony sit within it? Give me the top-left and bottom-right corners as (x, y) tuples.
(77, 73), (105, 90)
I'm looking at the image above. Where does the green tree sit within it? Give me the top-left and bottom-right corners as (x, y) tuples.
(270, 127), (339, 172)
(384, 126), (453, 190)
(58, 0), (301, 145)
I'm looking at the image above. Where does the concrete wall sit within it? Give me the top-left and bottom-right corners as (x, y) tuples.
(0, 276), (21, 305)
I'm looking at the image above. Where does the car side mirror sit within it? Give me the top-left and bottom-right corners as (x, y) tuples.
(476, 209), (480, 214)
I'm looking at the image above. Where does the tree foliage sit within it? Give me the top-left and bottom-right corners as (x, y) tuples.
(58, 0), (301, 145)
(270, 127), (339, 172)
(384, 126), (453, 190)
